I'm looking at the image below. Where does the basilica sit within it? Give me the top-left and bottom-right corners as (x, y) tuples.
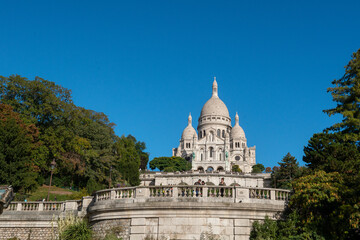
(173, 78), (256, 173)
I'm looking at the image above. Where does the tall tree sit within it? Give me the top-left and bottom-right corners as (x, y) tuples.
(272, 153), (300, 189)
(0, 75), (147, 189)
(0, 104), (39, 192)
(323, 49), (360, 143)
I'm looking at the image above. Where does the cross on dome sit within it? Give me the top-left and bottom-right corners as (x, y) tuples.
(235, 112), (239, 125)
(212, 77), (218, 97)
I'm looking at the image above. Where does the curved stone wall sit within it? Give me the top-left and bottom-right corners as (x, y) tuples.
(89, 186), (289, 240)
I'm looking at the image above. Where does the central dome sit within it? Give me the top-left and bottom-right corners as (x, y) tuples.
(200, 78), (230, 118)
(200, 97), (230, 118)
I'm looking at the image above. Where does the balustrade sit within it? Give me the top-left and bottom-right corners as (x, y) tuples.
(178, 186), (203, 197)
(97, 191), (111, 201)
(43, 202), (63, 211)
(275, 190), (289, 201)
(4, 186), (290, 213)
(149, 186), (173, 197)
(249, 188), (271, 199)
(115, 188), (135, 199)
(207, 186), (233, 198)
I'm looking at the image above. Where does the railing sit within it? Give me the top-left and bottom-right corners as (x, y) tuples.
(149, 186), (173, 197)
(249, 188), (271, 199)
(178, 186), (199, 197)
(97, 191), (111, 201)
(43, 202), (63, 211)
(92, 186), (290, 204)
(4, 202), (65, 211)
(275, 190), (290, 201)
(115, 188), (136, 199)
(207, 186), (233, 198)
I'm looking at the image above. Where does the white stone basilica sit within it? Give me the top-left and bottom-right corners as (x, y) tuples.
(173, 78), (256, 173)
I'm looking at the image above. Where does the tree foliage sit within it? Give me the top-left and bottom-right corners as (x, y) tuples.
(251, 163), (265, 173)
(232, 165), (242, 173)
(0, 75), (148, 190)
(0, 103), (39, 192)
(271, 153), (300, 189)
(149, 156), (191, 172)
(251, 49), (360, 239)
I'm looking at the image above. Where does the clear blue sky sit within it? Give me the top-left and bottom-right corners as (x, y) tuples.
(1, 0), (359, 168)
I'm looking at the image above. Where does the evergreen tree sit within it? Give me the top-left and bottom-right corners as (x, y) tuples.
(272, 153), (300, 189)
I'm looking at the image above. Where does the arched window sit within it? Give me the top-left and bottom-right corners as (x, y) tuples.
(199, 131), (202, 138)
(200, 153), (203, 161)
(217, 129), (220, 137)
(203, 130), (206, 137)
(209, 131), (214, 142)
(206, 166), (214, 172)
(222, 130), (225, 138)
(219, 153), (222, 161)
(209, 147), (214, 158)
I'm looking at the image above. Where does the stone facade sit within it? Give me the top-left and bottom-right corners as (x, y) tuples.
(92, 219), (131, 240)
(173, 79), (256, 173)
(140, 172), (271, 188)
(0, 184), (289, 240)
(0, 227), (55, 240)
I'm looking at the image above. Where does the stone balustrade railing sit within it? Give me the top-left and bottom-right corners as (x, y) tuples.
(4, 196), (94, 213)
(95, 186), (290, 204)
(6, 201), (66, 212)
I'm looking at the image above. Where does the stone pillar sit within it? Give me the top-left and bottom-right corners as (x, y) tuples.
(38, 202), (44, 211)
(82, 196), (94, 209)
(270, 190), (275, 200)
(110, 189), (116, 200)
(173, 187), (178, 198)
(16, 203), (22, 211)
(203, 187), (208, 199)
(235, 187), (249, 203)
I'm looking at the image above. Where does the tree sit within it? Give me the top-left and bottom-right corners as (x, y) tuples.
(232, 165), (242, 173)
(149, 157), (191, 172)
(251, 163), (265, 173)
(289, 171), (355, 239)
(272, 153), (300, 189)
(0, 103), (39, 192)
(323, 49), (360, 143)
(114, 136), (141, 186)
(0, 75), (147, 190)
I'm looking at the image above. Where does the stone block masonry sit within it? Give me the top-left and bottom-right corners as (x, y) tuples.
(0, 181), (289, 239)
(0, 227), (55, 240)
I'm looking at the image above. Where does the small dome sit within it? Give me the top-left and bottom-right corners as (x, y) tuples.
(231, 113), (246, 139)
(200, 78), (230, 118)
(182, 113), (198, 139)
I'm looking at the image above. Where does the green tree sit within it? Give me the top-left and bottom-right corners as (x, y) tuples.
(272, 153), (300, 189)
(0, 75), (147, 190)
(114, 136), (141, 186)
(0, 104), (39, 192)
(149, 157), (191, 172)
(302, 50), (360, 238)
(251, 163), (265, 173)
(232, 165), (242, 173)
(323, 49), (360, 142)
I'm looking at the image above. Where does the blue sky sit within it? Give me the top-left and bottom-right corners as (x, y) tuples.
(1, 0), (359, 168)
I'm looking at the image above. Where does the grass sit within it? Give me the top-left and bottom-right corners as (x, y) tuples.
(18, 185), (87, 201)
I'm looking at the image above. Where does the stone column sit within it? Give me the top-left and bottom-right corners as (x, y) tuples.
(110, 189), (116, 200)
